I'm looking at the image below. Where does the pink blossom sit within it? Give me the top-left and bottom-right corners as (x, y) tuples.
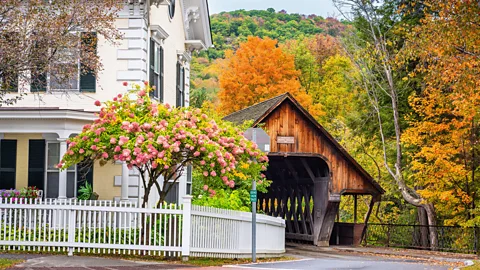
(164, 165), (169, 169)
(110, 138), (117, 144)
(94, 138), (100, 143)
(138, 90), (146, 97)
(102, 152), (109, 159)
(119, 136), (129, 145)
(79, 149), (85, 154)
(94, 100), (101, 106)
(122, 149), (131, 157)
(203, 185), (208, 191)
(203, 171), (208, 177)
(114, 146), (121, 152)
(194, 151), (200, 157)
(200, 160), (206, 165)
(210, 171), (217, 177)
(90, 145), (98, 151)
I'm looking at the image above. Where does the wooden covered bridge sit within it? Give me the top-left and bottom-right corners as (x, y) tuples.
(224, 93), (384, 246)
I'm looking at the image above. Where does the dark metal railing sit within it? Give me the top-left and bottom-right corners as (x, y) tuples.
(364, 223), (479, 254)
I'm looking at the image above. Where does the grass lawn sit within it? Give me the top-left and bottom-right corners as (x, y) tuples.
(0, 258), (24, 269)
(464, 261), (480, 270)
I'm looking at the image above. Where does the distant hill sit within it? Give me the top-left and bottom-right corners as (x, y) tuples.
(204, 8), (347, 59)
(190, 9), (347, 108)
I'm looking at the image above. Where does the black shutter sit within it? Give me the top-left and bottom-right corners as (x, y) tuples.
(149, 38), (156, 98)
(176, 62), (181, 107)
(181, 66), (185, 107)
(0, 140), (16, 189)
(80, 32), (97, 92)
(28, 140), (45, 191)
(159, 46), (164, 102)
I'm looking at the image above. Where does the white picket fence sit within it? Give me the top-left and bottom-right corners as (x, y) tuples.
(0, 196), (285, 258)
(191, 205), (286, 258)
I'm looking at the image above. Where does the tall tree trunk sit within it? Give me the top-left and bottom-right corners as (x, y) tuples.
(417, 206), (429, 249)
(424, 203), (438, 250)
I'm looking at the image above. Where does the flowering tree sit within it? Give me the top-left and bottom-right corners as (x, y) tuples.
(59, 84), (269, 208)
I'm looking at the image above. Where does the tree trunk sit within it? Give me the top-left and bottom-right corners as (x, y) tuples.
(423, 203), (438, 250)
(417, 206), (429, 249)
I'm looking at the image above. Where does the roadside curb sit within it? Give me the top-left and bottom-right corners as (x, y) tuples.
(454, 260), (474, 270)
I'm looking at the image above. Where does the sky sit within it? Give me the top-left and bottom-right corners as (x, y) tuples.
(207, 0), (339, 18)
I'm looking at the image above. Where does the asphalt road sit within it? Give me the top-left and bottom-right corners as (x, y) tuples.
(227, 257), (450, 270)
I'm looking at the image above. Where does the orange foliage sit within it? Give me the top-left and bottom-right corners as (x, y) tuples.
(218, 36), (322, 117)
(403, 0), (480, 225)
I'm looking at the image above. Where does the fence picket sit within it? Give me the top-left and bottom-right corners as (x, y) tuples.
(0, 197), (284, 258)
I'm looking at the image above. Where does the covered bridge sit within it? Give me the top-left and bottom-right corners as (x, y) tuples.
(224, 93), (384, 246)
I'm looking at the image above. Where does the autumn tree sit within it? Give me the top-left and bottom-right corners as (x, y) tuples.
(218, 36), (321, 117)
(59, 84), (269, 208)
(334, 0), (439, 248)
(0, 0), (121, 104)
(403, 0), (480, 225)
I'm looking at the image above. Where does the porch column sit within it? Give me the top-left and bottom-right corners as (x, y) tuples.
(121, 162), (129, 201)
(58, 138), (68, 200)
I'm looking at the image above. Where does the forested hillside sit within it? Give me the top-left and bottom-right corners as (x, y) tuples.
(190, 1), (480, 240)
(190, 9), (347, 108)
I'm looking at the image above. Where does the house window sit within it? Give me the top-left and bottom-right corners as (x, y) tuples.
(0, 70), (18, 92)
(176, 61), (185, 107)
(149, 38), (164, 101)
(31, 32), (96, 93)
(0, 140), (17, 190)
(45, 142), (76, 198)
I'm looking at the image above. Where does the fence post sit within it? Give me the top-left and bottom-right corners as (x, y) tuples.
(181, 196), (193, 261)
(67, 205), (76, 256)
(476, 226), (480, 255)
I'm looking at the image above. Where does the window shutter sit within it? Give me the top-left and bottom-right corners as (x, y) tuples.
(176, 62), (181, 107)
(180, 66), (185, 107)
(0, 140), (16, 189)
(159, 46), (164, 102)
(28, 140), (45, 191)
(149, 38), (156, 98)
(80, 32), (97, 92)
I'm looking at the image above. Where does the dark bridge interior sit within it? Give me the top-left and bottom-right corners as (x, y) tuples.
(259, 155), (334, 245)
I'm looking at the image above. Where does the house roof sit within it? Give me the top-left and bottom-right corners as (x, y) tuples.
(223, 93), (385, 195)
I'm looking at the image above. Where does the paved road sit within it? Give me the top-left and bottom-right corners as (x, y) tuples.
(2, 248), (462, 270)
(226, 257), (450, 270)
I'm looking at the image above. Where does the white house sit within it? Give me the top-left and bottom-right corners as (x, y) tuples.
(0, 0), (212, 206)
